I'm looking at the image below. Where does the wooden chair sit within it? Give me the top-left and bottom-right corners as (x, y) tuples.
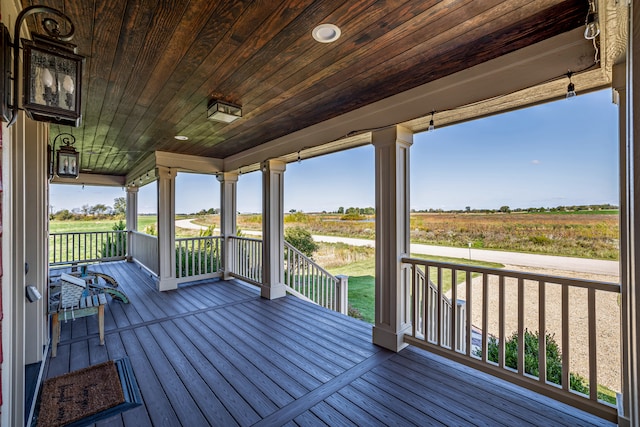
(51, 273), (107, 357)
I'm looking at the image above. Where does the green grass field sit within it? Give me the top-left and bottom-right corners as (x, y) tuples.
(50, 216), (157, 233)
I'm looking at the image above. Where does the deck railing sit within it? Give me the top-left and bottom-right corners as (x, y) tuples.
(284, 241), (348, 314)
(416, 268), (466, 351)
(176, 236), (222, 283)
(49, 231), (127, 265)
(130, 231), (159, 276)
(228, 236), (263, 286)
(402, 257), (621, 422)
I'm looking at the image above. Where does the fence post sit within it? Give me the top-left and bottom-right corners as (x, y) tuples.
(336, 275), (349, 315)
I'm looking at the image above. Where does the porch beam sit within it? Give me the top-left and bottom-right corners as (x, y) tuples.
(218, 172), (238, 280)
(126, 186), (139, 262)
(157, 167), (177, 291)
(51, 173), (126, 187)
(261, 159), (287, 299)
(372, 126), (413, 352)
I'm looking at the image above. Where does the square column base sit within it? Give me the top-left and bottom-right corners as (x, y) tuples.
(158, 278), (178, 292)
(261, 284), (287, 300)
(372, 324), (411, 352)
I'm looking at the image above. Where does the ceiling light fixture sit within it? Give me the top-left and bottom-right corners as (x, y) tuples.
(566, 72), (576, 99)
(312, 24), (341, 43)
(207, 99), (242, 123)
(428, 111), (435, 131)
(1, 6), (84, 127)
(174, 135), (189, 140)
(51, 133), (79, 179)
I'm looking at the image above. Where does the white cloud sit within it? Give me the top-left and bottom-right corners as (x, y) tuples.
(531, 159), (541, 165)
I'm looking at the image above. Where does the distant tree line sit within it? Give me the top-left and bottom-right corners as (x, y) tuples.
(194, 208), (220, 215)
(411, 203), (618, 214)
(336, 207), (375, 215)
(50, 197), (126, 220)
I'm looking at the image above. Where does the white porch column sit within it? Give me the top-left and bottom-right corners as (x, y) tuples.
(372, 126), (413, 352)
(618, 6), (640, 425)
(125, 186), (138, 262)
(24, 121), (48, 365)
(157, 166), (177, 291)
(5, 112), (26, 427)
(218, 172), (238, 280)
(261, 159), (287, 299)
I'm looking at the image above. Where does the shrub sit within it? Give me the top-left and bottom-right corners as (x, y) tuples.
(176, 244), (219, 277)
(285, 226), (318, 258)
(199, 225), (216, 237)
(348, 304), (364, 320)
(143, 224), (157, 236)
(101, 220), (126, 258)
(529, 235), (552, 245)
(478, 329), (615, 404)
(285, 211), (310, 223)
(340, 213), (365, 221)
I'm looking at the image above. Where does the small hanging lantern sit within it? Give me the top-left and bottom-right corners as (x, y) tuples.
(53, 133), (79, 178)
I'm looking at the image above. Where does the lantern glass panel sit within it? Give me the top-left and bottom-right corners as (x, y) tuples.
(27, 48), (77, 111)
(57, 151), (78, 177)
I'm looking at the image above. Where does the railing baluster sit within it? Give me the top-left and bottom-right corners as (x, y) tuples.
(437, 267), (442, 347)
(421, 266), (426, 339)
(498, 275), (505, 369)
(465, 270), (472, 355)
(482, 273), (488, 362)
(562, 284), (570, 391)
(539, 281), (546, 384)
(588, 287), (597, 401)
(412, 265), (418, 337)
(517, 277), (525, 375)
(451, 268), (457, 351)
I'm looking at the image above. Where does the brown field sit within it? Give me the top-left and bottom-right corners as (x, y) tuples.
(409, 212), (619, 260)
(192, 211), (619, 260)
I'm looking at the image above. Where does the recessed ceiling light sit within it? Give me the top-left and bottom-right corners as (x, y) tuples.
(312, 24), (341, 43)
(174, 135), (189, 140)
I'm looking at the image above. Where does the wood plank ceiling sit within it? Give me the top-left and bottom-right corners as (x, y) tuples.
(22, 0), (588, 177)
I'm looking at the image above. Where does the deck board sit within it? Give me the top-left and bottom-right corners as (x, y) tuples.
(41, 261), (616, 427)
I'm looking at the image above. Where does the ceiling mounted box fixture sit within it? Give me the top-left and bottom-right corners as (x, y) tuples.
(207, 99), (242, 123)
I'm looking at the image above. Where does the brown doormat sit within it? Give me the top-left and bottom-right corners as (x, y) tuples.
(36, 358), (141, 427)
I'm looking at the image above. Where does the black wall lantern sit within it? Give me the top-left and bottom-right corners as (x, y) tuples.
(50, 133), (79, 178)
(1, 6), (84, 127)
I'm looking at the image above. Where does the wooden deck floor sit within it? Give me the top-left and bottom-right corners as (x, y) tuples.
(43, 261), (614, 427)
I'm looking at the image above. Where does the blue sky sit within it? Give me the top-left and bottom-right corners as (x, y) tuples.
(51, 89), (618, 214)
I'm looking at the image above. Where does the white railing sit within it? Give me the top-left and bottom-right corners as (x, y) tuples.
(228, 236), (263, 286)
(284, 241), (348, 314)
(130, 231), (159, 276)
(176, 236), (222, 283)
(49, 231), (127, 265)
(402, 257), (620, 422)
(416, 268), (466, 351)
